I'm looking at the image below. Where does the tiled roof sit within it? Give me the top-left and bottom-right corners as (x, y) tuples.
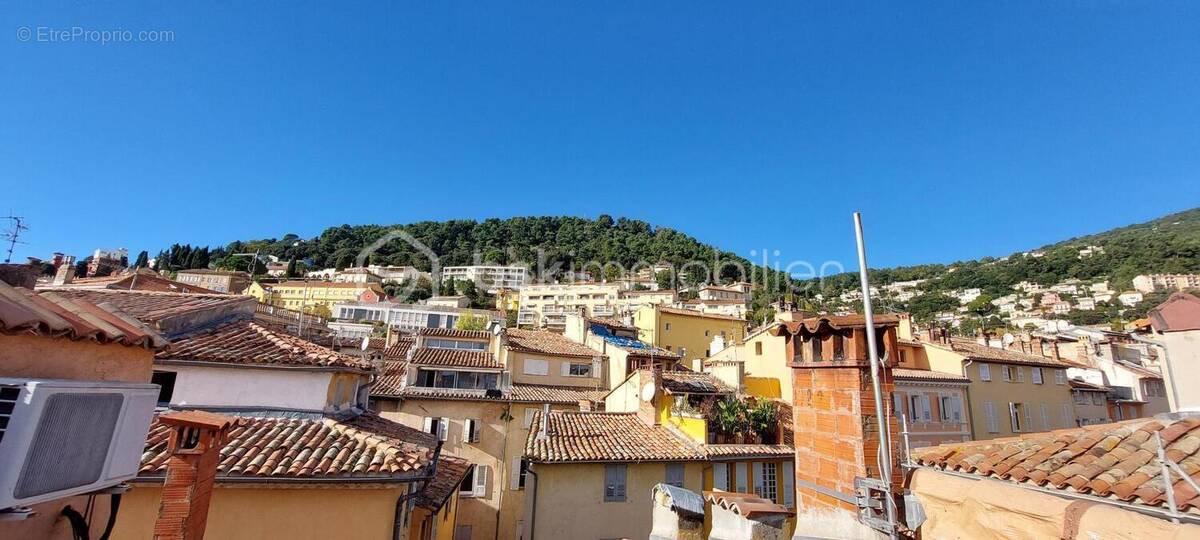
(704, 492), (794, 518)
(705, 444), (794, 458)
(773, 314), (901, 336)
(508, 384), (608, 404)
(51, 289), (251, 324)
(1149, 293), (1200, 333)
(525, 411), (705, 463)
(383, 337), (414, 359)
(417, 327), (492, 340)
(390, 386), (505, 401)
(416, 455), (471, 510)
(139, 412), (436, 480)
(371, 361), (408, 397)
(0, 282), (169, 349)
(505, 328), (603, 358)
(409, 347), (501, 369)
(176, 269), (249, 277)
(586, 316), (636, 331)
(158, 319), (372, 370)
(912, 417), (1200, 513)
(658, 306), (745, 322)
(928, 338), (1073, 368)
(893, 368), (971, 383)
(660, 370), (734, 394)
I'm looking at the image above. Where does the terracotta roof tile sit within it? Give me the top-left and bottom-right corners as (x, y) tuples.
(372, 380), (606, 404)
(773, 314), (902, 336)
(383, 337), (414, 359)
(912, 417), (1200, 513)
(893, 368), (971, 383)
(389, 386), (505, 401)
(704, 444), (794, 458)
(51, 288), (252, 324)
(371, 361), (408, 397)
(1149, 293), (1200, 333)
(525, 411), (705, 462)
(658, 306), (746, 322)
(660, 370), (734, 394)
(158, 319), (371, 370)
(418, 327), (492, 340)
(505, 328), (603, 358)
(140, 411), (437, 480)
(416, 455), (471, 510)
(508, 384), (608, 404)
(409, 347), (501, 369)
(0, 281), (169, 349)
(927, 338), (1074, 368)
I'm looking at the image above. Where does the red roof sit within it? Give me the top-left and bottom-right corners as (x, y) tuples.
(383, 337), (414, 359)
(1149, 293), (1200, 333)
(409, 347), (501, 369)
(50, 289), (252, 324)
(158, 319), (371, 370)
(525, 411), (706, 463)
(913, 416), (1200, 513)
(772, 314), (901, 336)
(0, 281), (169, 349)
(418, 327), (492, 340)
(505, 328), (603, 358)
(416, 455), (472, 511)
(139, 412), (437, 480)
(893, 367), (971, 383)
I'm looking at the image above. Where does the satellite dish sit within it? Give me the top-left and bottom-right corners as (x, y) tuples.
(361, 336), (370, 351)
(1002, 333), (1015, 346)
(640, 382), (657, 402)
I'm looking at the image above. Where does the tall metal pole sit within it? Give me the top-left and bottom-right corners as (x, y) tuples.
(854, 212), (898, 537)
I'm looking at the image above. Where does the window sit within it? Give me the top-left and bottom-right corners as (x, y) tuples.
(755, 342), (763, 355)
(1055, 370), (1067, 385)
(1074, 390), (1089, 405)
(510, 457), (529, 490)
(427, 339), (487, 351)
(1032, 367), (1043, 385)
(463, 419), (481, 443)
(564, 363), (591, 377)
(1092, 392), (1104, 406)
(524, 359), (549, 376)
(811, 337), (823, 361)
(939, 395), (962, 423)
(424, 417), (449, 441)
(604, 464), (627, 502)
(1009, 403), (1028, 432)
(892, 392), (906, 420)
(984, 402), (999, 433)
(756, 462), (777, 502)
(460, 464), (487, 498)
(151, 371), (177, 406)
(979, 364), (991, 381)
(665, 323), (671, 331)
(713, 463), (728, 490)
(910, 394), (931, 422)
(1143, 380), (1166, 398)
(665, 463), (685, 488)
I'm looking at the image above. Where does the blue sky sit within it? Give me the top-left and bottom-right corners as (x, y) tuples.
(3, 2), (1198, 272)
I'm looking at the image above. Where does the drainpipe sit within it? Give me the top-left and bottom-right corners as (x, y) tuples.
(1128, 333), (1182, 411)
(526, 465), (539, 540)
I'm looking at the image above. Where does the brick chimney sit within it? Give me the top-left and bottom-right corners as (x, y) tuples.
(1048, 340), (1061, 363)
(153, 411), (233, 540)
(52, 263), (75, 286)
(1030, 337), (1045, 358)
(780, 317), (902, 516)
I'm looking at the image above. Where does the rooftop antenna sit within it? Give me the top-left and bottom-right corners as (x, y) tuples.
(2, 215), (28, 263)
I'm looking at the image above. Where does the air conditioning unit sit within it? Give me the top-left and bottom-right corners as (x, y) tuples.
(0, 378), (159, 510)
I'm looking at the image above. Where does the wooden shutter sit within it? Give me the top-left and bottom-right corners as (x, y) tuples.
(951, 396), (963, 422)
(1002, 367), (1011, 382)
(1023, 404), (1033, 432)
(920, 395), (932, 422)
(713, 463), (728, 491)
(423, 417), (433, 433)
(510, 457), (523, 490)
(1061, 404), (1073, 428)
(439, 418), (449, 441)
(782, 461), (794, 507)
(1016, 367), (1024, 382)
(752, 462), (764, 497)
(985, 402), (998, 433)
(561, 362), (572, 377)
(463, 419), (474, 444)
(1040, 404), (1050, 430)
(473, 464), (487, 497)
(592, 358), (602, 378)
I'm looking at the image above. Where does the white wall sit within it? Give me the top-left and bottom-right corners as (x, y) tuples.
(163, 364), (335, 411)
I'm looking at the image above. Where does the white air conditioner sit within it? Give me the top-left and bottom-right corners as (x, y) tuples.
(0, 378), (159, 510)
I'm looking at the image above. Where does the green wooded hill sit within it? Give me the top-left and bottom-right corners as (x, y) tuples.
(809, 206), (1200, 300)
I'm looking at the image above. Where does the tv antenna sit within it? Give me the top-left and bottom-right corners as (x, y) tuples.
(2, 215), (28, 263)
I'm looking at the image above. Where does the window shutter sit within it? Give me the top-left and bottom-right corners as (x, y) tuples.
(980, 364), (991, 381)
(752, 463), (764, 497)
(1017, 367), (1025, 383)
(523, 408), (537, 429)
(1024, 404), (1034, 432)
(782, 461), (794, 507)
(561, 362), (571, 377)
(921, 395), (932, 422)
(892, 393), (905, 420)
(473, 465), (487, 497)
(439, 418), (449, 441)
(510, 457), (523, 490)
(985, 402), (998, 433)
(736, 463), (748, 493)
(592, 359), (602, 379)
(1009, 403), (1019, 432)
(1032, 368), (1043, 384)
(1001, 367), (1010, 382)
(713, 463), (728, 491)
(952, 397), (962, 422)
(1040, 404), (1050, 430)
(423, 417), (433, 434)
(463, 419), (474, 444)
(1061, 404), (1073, 428)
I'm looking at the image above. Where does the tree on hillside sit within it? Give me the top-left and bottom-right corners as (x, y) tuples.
(906, 293), (960, 323)
(133, 250), (149, 268)
(286, 258), (298, 278)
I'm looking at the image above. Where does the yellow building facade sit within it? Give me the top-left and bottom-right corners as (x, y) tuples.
(247, 280), (385, 317)
(634, 305), (746, 369)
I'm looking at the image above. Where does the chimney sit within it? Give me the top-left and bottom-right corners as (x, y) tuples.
(788, 320), (901, 518)
(636, 369), (663, 427)
(1030, 337), (1045, 358)
(52, 263), (75, 286)
(153, 411), (233, 540)
(1048, 341), (1061, 363)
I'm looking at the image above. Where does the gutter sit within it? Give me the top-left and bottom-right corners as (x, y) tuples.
(155, 358), (372, 374)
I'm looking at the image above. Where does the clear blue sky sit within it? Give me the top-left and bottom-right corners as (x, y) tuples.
(4, 2), (1198, 272)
